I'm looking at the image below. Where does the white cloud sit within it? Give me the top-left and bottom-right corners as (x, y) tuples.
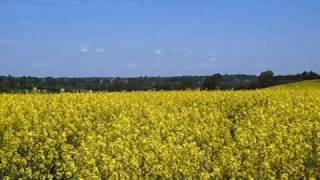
(201, 63), (215, 67)
(207, 52), (217, 62)
(33, 62), (51, 68)
(95, 48), (105, 53)
(184, 50), (195, 56)
(128, 62), (137, 68)
(208, 57), (217, 62)
(154, 49), (163, 55)
(80, 47), (89, 52)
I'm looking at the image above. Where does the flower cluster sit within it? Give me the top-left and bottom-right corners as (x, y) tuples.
(0, 90), (319, 179)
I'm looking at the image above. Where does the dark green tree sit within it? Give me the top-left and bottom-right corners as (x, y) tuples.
(301, 71), (319, 80)
(203, 73), (223, 90)
(258, 70), (274, 87)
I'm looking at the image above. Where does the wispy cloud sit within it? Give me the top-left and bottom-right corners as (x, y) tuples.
(207, 52), (217, 62)
(208, 57), (217, 62)
(184, 50), (195, 56)
(201, 63), (215, 67)
(95, 48), (105, 53)
(33, 62), (51, 68)
(80, 47), (90, 52)
(128, 62), (137, 68)
(80, 46), (105, 53)
(154, 49), (163, 55)
(188, 50), (194, 55)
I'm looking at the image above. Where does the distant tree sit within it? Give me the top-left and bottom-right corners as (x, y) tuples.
(203, 73), (223, 90)
(178, 79), (195, 90)
(258, 70), (274, 87)
(109, 77), (126, 91)
(0, 71), (317, 92)
(301, 71), (318, 80)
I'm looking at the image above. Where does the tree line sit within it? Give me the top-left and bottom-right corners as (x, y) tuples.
(0, 71), (318, 92)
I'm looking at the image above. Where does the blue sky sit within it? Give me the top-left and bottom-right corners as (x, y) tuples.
(0, 0), (320, 77)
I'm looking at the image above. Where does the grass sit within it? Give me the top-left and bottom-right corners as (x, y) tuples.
(269, 80), (320, 89)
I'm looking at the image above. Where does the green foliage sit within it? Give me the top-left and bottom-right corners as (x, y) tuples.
(0, 71), (318, 92)
(203, 73), (223, 90)
(258, 70), (275, 87)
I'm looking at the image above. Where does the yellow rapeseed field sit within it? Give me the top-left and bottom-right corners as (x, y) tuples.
(0, 90), (319, 179)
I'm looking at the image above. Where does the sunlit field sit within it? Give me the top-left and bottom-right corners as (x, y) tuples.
(270, 80), (320, 90)
(0, 89), (319, 179)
